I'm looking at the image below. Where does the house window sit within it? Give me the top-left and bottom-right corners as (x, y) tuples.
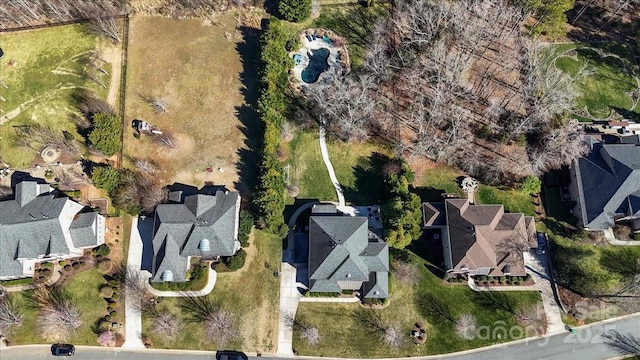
(161, 270), (174, 282)
(199, 239), (210, 252)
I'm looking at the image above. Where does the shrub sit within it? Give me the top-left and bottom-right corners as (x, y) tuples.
(93, 244), (111, 257)
(59, 261), (67, 267)
(41, 262), (54, 270)
(43, 269), (52, 277)
(72, 262), (81, 270)
(519, 175), (542, 195)
(91, 166), (121, 193)
(97, 259), (112, 273)
(64, 264), (72, 272)
(224, 249), (247, 271)
(109, 310), (117, 318)
(100, 287), (114, 298)
(97, 331), (115, 346)
(238, 210), (253, 247)
(514, 281), (520, 286)
(111, 293), (119, 300)
(104, 315), (111, 321)
(88, 112), (122, 156)
(278, 0), (312, 22)
(107, 306), (114, 312)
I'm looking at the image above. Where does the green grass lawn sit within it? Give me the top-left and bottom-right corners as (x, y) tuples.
(142, 229), (281, 353)
(294, 252), (542, 357)
(7, 268), (108, 345)
(0, 25), (109, 167)
(546, 42), (640, 120)
(286, 131), (390, 203)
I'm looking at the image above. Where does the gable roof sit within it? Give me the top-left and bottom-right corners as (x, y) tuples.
(70, 212), (100, 248)
(574, 143), (640, 229)
(430, 198), (533, 276)
(0, 181), (103, 278)
(151, 190), (240, 282)
(308, 207), (390, 298)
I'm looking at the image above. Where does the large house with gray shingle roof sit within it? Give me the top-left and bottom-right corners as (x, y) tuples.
(423, 199), (535, 277)
(151, 189), (240, 282)
(308, 204), (389, 299)
(0, 181), (105, 280)
(570, 141), (640, 230)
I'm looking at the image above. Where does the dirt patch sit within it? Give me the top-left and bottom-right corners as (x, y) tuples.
(105, 217), (125, 266)
(100, 42), (123, 107)
(407, 157), (441, 184)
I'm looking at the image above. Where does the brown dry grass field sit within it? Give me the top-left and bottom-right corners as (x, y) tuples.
(124, 13), (261, 192)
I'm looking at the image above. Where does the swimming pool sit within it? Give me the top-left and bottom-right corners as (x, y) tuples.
(301, 48), (330, 84)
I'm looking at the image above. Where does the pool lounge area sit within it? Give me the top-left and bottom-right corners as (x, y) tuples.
(289, 29), (349, 89)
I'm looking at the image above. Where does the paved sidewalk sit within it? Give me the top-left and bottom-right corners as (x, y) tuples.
(319, 125), (345, 207)
(299, 296), (360, 303)
(524, 251), (566, 334)
(122, 217), (146, 349)
(144, 268), (217, 297)
(603, 228), (640, 245)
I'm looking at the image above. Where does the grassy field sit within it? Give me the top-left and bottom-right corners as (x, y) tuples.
(0, 25), (109, 168)
(142, 229), (281, 352)
(546, 42), (640, 120)
(124, 14), (261, 192)
(7, 268), (109, 345)
(285, 131), (390, 203)
(294, 251), (542, 357)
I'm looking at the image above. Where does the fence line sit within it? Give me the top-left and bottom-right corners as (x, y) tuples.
(117, 15), (130, 169)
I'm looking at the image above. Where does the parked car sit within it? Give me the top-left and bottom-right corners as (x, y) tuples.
(51, 343), (75, 356)
(536, 232), (547, 255)
(216, 351), (248, 360)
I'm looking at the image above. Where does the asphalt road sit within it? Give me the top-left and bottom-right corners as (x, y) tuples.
(2, 314), (638, 360)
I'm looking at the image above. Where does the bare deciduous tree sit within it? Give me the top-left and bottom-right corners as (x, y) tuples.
(0, 295), (23, 334)
(151, 131), (176, 149)
(300, 326), (320, 345)
(29, 287), (82, 341)
(455, 313), (477, 339)
(178, 294), (235, 346)
(152, 310), (181, 340)
(381, 324), (403, 348)
(140, 94), (169, 114)
(392, 260), (420, 285)
(354, 309), (404, 348)
(88, 17), (122, 43)
(13, 124), (81, 156)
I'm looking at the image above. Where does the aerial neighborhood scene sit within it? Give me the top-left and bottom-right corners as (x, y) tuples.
(1, 0), (640, 359)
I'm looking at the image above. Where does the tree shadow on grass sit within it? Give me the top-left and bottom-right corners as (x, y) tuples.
(234, 25), (262, 202)
(343, 152), (391, 205)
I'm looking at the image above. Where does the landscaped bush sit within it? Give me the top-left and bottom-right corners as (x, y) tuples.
(238, 210), (253, 247)
(97, 259), (112, 273)
(88, 112), (122, 156)
(72, 262), (81, 270)
(224, 249), (247, 271)
(93, 244), (111, 257)
(41, 262), (54, 270)
(59, 260), (67, 267)
(109, 310), (117, 318)
(100, 286), (113, 298)
(64, 264), (72, 272)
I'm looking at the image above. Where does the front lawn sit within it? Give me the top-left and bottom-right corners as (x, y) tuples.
(293, 251), (542, 357)
(7, 268), (109, 345)
(141, 229), (281, 353)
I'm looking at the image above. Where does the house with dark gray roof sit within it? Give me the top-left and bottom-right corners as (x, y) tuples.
(0, 181), (105, 280)
(423, 199), (536, 277)
(151, 189), (240, 282)
(571, 141), (640, 230)
(308, 204), (389, 299)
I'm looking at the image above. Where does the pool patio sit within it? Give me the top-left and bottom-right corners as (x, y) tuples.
(289, 29), (350, 90)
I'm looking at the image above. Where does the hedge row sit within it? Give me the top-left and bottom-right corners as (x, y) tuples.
(253, 19), (290, 236)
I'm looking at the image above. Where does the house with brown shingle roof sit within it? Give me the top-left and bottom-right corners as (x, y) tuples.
(422, 199), (536, 277)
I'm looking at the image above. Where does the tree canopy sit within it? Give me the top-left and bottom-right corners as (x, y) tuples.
(88, 112), (122, 156)
(278, 0), (312, 22)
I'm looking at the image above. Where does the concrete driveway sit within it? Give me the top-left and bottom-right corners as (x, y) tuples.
(524, 250), (566, 334)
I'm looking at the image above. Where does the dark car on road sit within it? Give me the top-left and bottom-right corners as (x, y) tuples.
(51, 343), (75, 356)
(216, 351), (248, 360)
(536, 232), (547, 255)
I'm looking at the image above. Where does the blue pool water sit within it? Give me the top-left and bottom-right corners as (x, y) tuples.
(301, 48), (330, 84)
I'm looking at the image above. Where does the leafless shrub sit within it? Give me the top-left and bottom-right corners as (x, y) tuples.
(381, 324), (403, 348)
(128, 157), (160, 174)
(204, 310), (234, 346)
(29, 287), (82, 341)
(392, 260), (420, 285)
(300, 326), (320, 345)
(455, 313), (477, 339)
(140, 94), (169, 114)
(152, 310), (181, 340)
(0, 295), (23, 334)
(178, 294), (236, 346)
